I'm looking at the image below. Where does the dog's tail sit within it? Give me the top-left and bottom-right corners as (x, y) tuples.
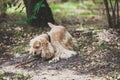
(60, 49), (77, 59)
(48, 22), (56, 28)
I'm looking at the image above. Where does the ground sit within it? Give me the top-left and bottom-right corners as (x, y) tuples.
(0, 1), (120, 80)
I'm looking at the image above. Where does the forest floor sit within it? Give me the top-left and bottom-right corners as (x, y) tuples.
(0, 13), (120, 80)
(0, 2), (120, 80)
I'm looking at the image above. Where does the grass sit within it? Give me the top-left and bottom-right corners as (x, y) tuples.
(0, 71), (31, 80)
(7, 6), (26, 15)
(50, 1), (99, 19)
(5, 1), (100, 24)
(6, 1), (100, 16)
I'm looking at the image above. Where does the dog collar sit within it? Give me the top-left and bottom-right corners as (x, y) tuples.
(46, 33), (51, 42)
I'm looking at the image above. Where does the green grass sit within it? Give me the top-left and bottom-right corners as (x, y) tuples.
(50, 1), (98, 19)
(6, 1), (99, 21)
(0, 71), (31, 80)
(7, 6), (26, 15)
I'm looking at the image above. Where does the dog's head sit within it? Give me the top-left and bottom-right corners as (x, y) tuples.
(29, 34), (54, 59)
(29, 35), (46, 56)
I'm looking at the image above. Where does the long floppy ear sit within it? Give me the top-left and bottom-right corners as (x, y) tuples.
(48, 22), (56, 28)
(41, 41), (54, 59)
(33, 41), (41, 49)
(41, 39), (49, 46)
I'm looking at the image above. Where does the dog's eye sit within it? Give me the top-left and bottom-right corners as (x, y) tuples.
(41, 42), (48, 45)
(46, 43), (48, 45)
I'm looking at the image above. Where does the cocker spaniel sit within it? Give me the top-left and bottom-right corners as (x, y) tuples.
(29, 23), (77, 63)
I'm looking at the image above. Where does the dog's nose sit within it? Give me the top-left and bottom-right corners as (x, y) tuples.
(34, 52), (37, 55)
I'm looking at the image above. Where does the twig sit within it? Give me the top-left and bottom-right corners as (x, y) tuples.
(15, 58), (37, 68)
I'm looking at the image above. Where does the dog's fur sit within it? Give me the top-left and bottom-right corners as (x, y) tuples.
(29, 23), (77, 63)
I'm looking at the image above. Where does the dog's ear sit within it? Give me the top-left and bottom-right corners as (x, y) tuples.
(33, 41), (41, 49)
(41, 39), (49, 46)
(48, 22), (56, 28)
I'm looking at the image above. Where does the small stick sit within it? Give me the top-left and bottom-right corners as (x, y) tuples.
(15, 58), (37, 68)
(15, 54), (41, 68)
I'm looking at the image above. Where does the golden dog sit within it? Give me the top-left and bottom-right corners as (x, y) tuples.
(29, 23), (77, 63)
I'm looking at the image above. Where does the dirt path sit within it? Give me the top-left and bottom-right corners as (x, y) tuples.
(0, 57), (103, 80)
(1, 66), (97, 80)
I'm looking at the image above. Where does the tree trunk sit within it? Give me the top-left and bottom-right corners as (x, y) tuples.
(104, 0), (120, 28)
(104, 0), (112, 27)
(23, 0), (55, 27)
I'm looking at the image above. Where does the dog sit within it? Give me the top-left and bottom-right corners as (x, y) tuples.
(29, 23), (77, 63)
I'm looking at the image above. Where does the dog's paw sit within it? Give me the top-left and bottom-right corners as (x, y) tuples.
(49, 57), (60, 63)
